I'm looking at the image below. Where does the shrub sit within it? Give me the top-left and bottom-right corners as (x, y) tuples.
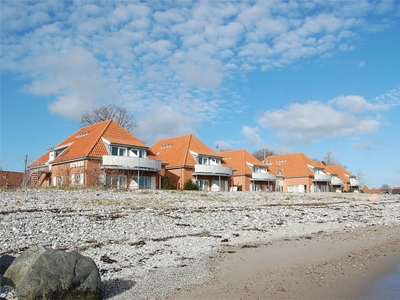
(161, 175), (176, 190)
(183, 179), (199, 190)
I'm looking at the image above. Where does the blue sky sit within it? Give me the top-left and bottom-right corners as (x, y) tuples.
(1, 0), (399, 189)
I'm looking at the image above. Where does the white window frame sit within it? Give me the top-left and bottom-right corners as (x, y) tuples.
(197, 179), (209, 191)
(111, 146), (128, 157)
(71, 173), (84, 186)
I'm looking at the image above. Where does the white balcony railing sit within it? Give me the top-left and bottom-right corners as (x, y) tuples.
(350, 178), (361, 187)
(101, 155), (161, 171)
(313, 173), (332, 182)
(193, 164), (233, 176)
(251, 173), (276, 181)
(331, 178), (344, 186)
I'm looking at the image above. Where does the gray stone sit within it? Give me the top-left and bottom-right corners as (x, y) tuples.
(2, 247), (102, 300)
(0, 254), (16, 274)
(1, 246), (46, 286)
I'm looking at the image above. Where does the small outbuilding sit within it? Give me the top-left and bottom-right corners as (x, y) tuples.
(392, 187), (400, 194)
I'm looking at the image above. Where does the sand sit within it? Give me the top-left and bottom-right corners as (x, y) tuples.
(169, 226), (400, 299)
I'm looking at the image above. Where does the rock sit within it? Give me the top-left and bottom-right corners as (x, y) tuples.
(0, 254), (16, 274)
(1, 246), (46, 286)
(2, 247), (102, 300)
(367, 194), (380, 202)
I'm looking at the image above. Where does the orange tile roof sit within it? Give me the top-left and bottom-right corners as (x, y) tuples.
(324, 165), (353, 184)
(29, 120), (149, 166)
(362, 185), (382, 194)
(264, 152), (317, 177)
(219, 149), (264, 174)
(267, 164), (284, 176)
(150, 134), (226, 168)
(29, 152), (50, 168)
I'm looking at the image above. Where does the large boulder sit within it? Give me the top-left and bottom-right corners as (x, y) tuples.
(1, 246), (102, 300)
(0, 254), (16, 274)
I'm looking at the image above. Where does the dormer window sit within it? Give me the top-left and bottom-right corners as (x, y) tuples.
(131, 149), (147, 158)
(110, 146), (147, 158)
(198, 156), (220, 165)
(111, 146), (127, 156)
(198, 157), (208, 165)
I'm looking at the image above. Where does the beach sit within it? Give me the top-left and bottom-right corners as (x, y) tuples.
(1, 189), (399, 299)
(171, 226), (400, 299)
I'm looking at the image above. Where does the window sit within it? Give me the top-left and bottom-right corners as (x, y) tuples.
(106, 175), (127, 188)
(131, 176), (150, 189)
(111, 146), (127, 156)
(314, 184), (329, 192)
(198, 157), (208, 165)
(212, 180), (225, 191)
(210, 158), (220, 165)
(197, 180), (209, 191)
(71, 174), (84, 185)
(54, 176), (63, 187)
(131, 148), (147, 158)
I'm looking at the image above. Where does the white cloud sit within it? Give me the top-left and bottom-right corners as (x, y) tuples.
(257, 99), (381, 143)
(240, 126), (267, 149)
(352, 139), (390, 151)
(214, 140), (233, 151)
(375, 86), (400, 107)
(25, 47), (111, 119)
(330, 95), (380, 113)
(170, 49), (223, 88)
(136, 103), (195, 145)
(1, 0), (398, 128)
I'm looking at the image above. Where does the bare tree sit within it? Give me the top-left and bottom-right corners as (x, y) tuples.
(322, 151), (347, 169)
(380, 184), (391, 193)
(252, 148), (275, 162)
(81, 105), (137, 132)
(355, 168), (365, 189)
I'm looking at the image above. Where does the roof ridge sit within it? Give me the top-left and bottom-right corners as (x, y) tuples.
(183, 134), (192, 165)
(86, 119), (113, 156)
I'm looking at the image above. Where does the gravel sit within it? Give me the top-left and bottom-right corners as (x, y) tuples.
(1, 189), (399, 299)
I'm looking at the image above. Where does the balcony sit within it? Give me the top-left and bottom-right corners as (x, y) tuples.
(350, 178), (361, 187)
(313, 173), (332, 182)
(331, 178), (344, 186)
(193, 164), (233, 177)
(101, 155), (161, 172)
(251, 173), (276, 181)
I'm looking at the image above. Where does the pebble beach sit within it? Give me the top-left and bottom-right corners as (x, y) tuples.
(1, 189), (399, 299)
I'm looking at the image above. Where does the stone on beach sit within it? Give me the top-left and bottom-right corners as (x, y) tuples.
(367, 193), (380, 202)
(0, 255), (15, 275)
(2, 246), (102, 300)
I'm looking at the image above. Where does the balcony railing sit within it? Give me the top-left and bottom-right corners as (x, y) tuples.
(313, 173), (332, 182)
(101, 155), (161, 171)
(331, 178), (344, 186)
(193, 164), (233, 176)
(251, 173), (276, 181)
(350, 178), (361, 187)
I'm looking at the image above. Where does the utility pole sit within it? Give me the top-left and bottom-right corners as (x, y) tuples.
(263, 147), (266, 161)
(22, 155), (28, 186)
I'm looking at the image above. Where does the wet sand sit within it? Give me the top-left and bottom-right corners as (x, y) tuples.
(169, 226), (400, 299)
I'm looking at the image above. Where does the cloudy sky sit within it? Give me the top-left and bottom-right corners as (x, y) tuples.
(1, 0), (399, 188)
